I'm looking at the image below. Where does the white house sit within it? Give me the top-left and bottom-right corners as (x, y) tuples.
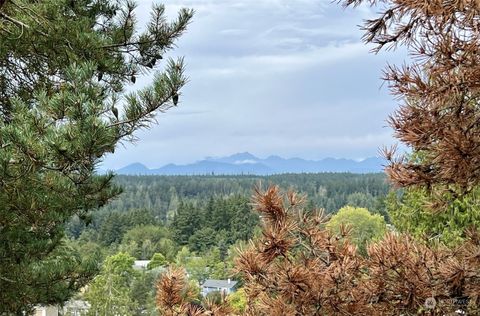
(201, 279), (238, 297)
(133, 260), (151, 270)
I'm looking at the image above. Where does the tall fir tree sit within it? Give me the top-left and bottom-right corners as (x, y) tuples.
(0, 0), (193, 313)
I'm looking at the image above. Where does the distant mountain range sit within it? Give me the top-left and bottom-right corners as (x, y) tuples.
(114, 152), (385, 175)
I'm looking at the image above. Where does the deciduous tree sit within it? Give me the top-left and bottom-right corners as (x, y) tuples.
(327, 205), (386, 255)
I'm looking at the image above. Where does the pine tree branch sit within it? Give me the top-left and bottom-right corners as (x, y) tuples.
(1, 275), (16, 283)
(0, 10), (47, 36)
(0, 11), (29, 29)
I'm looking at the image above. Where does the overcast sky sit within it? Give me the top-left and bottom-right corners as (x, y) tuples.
(102, 0), (408, 170)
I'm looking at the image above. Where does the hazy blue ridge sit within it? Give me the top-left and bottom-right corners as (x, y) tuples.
(113, 153), (385, 175)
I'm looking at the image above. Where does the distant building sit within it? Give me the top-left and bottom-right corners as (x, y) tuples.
(133, 260), (151, 270)
(33, 306), (58, 316)
(62, 300), (90, 315)
(201, 279), (238, 297)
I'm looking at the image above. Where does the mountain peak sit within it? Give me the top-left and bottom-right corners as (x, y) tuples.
(228, 152), (257, 160)
(117, 163), (150, 175)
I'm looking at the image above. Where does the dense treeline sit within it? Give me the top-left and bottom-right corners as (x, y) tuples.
(171, 196), (258, 253)
(97, 173), (389, 219)
(67, 173), (390, 250)
(66, 173), (390, 259)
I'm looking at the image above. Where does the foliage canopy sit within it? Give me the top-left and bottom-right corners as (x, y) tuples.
(327, 205), (386, 255)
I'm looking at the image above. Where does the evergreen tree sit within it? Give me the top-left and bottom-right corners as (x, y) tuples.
(171, 202), (201, 245)
(0, 0), (193, 313)
(98, 212), (126, 245)
(387, 187), (480, 245)
(188, 227), (217, 253)
(229, 196), (258, 242)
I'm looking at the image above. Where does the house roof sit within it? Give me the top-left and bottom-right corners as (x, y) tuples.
(202, 279), (238, 289)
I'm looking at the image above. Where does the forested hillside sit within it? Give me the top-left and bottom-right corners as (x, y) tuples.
(99, 173), (389, 219)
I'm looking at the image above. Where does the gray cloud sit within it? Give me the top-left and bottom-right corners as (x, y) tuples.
(102, 0), (406, 170)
